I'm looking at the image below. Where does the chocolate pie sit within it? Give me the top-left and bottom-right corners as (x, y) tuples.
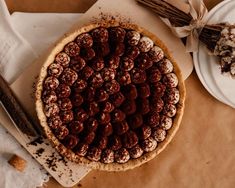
(35, 22), (185, 171)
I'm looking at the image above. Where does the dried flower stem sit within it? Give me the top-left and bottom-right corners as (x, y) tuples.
(137, 0), (192, 27)
(137, 0), (223, 52)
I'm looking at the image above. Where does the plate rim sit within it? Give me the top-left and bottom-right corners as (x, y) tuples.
(193, 0), (235, 108)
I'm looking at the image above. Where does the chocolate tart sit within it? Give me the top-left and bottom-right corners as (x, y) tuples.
(35, 21), (185, 171)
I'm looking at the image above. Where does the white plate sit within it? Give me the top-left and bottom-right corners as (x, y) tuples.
(193, 0), (235, 108)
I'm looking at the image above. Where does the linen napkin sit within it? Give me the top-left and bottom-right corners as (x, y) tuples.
(0, 0), (82, 187)
(0, 0), (37, 84)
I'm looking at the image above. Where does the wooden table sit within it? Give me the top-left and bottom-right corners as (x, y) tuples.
(6, 0), (234, 188)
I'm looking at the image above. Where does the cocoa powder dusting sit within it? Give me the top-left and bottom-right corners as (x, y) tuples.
(91, 12), (132, 28)
(31, 75), (39, 99)
(35, 148), (45, 157)
(58, 173), (63, 178)
(28, 137), (44, 146)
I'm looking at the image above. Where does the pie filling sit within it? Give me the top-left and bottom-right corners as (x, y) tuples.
(41, 26), (180, 164)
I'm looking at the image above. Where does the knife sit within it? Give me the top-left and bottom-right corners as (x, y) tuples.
(0, 74), (41, 136)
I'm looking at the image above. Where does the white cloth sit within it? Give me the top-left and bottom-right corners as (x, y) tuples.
(0, 127), (49, 188)
(0, 0), (82, 187)
(0, 0), (37, 84)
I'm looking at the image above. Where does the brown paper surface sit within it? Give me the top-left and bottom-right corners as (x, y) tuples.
(5, 0), (97, 13)
(5, 0), (235, 187)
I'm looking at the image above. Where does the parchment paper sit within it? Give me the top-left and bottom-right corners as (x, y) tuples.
(4, 0), (235, 187)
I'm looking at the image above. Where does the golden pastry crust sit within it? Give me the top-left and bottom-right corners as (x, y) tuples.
(35, 21), (185, 171)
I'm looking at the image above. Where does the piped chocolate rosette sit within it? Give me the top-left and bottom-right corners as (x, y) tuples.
(36, 22), (185, 171)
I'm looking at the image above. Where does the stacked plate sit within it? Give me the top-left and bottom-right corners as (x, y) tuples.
(193, 0), (235, 108)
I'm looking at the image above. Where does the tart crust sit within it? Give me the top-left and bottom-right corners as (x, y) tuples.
(35, 21), (186, 171)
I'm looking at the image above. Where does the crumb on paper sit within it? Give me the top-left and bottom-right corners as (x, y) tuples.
(8, 154), (27, 172)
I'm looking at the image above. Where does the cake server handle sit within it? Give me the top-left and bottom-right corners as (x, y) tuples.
(0, 74), (40, 136)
